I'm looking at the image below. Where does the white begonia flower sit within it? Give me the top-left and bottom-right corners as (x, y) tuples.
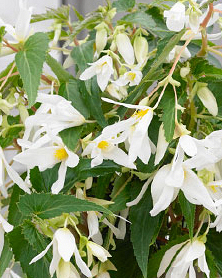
(197, 86), (218, 117)
(79, 55), (114, 92)
(113, 70), (143, 87)
(13, 137), (79, 194)
(0, 0), (33, 43)
(106, 84), (128, 101)
(20, 93), (85, 148)
(184, 130), (222, 171)
(0, 213), (13, 257)
(82, 134), (136, 169)
(116, 33), (135, 65)
(157, 238), (210, 278)
(150, 136), (217, 216)
(87, 211), (103, 245)
(164, 2), (186, 32)
(30, 228), (92, 278)
(166, 46), (191, 63)
(91, 261), (117, 278)
(0, 147), (31, 196)
(87, 241), (111, 267)
(101, 97), (155, 165)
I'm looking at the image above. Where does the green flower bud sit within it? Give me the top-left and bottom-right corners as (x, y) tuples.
(95, 27), (107, 55)
(133, 36), (148, 64)
(18, 103), (29, 124)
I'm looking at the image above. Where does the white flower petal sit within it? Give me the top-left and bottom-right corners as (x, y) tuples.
(30, 241), (53, 264)
(0, 214), (13, 233)
(13, 147), (57, 170)
(127, 177), (152, 207)
(54, 228), (76, 262)
(15, 0), (32, 41)
(183, 240), (205, 263)
(87, 211), (100, 240)
(79, 65), (96, 81)
(116, 33), (135, 65)
(179, 135), (197, 157)
(182, 169), (217, 214)
(56, 260), (70, 278)
(65, 148), (79, 168)
(50, 239), (61, 276)
(198, 254), (210, 278)
(197, 87), (218, 116)
(73, 245), (92, 277)
(101, 97), (148, 110)
(188, 263), (196, 278)
(157, 242), (185, 277)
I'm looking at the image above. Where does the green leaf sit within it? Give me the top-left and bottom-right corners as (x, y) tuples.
(147, 234), (189, 278)
(18, 193), (112, 219)
(119, 11), (156, 30)
(46, 54), (71, 82)
(113, 0), (135, 11)
(109, 184), (131, 212)
(160, 88), (175, 142)
(8, 226), (51, 278)
(31, 5), (70, 23)
(8, 185), (26, 226)
(71, 40), (94, 72)
(79, 77), (107, 127)
(95, 174), (113, 199)
(0, 236), (13, 277)
(15, 32), (49, 106)
(0, 26), (6, 44)
(110, 236), (143, 278)
(59, 78), (90, 119)
(206, 228), (222, 276)
(178, 191), (195, 239)
(130, 186), (160, 277)
(59, 126), (83, 151)
(117, 29), (186, 118)
(206, 249), (218, 278)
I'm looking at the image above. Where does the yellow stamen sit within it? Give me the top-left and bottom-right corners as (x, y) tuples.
(54, 148), (68, 160)
(127, 72), (136, 81)
(101, 61), (107, 66)
(133, 109), (149, 119)
(210, 185), (217, 193)
(97, 140), (109, 150)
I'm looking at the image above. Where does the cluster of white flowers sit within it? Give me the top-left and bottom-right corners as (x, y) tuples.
(79, 28), (148, 100)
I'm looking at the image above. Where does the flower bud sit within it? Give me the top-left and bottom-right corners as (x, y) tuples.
(116, 33), (135, 65)
(18, 103), (29, 124)
(106, 84), (127, 100)
(133, 36), (148, 64)
(197, 86), (218, 116)
(95, 23), (108, 56)
(180, 62), (190, 78)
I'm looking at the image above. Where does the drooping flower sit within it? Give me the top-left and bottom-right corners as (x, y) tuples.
(106, 83), (128, 100)
(113, 69), (143, 87)
(87, 241), (111, 267)
(150, 136), (217, 216)
(30, 228), (92, 278)
(197, 85), (218, 116)
(133, 36), (148, 65)
(87, 211), (103, 245)
(20, 93), (85, 148)
(82, 134), (136, 169)
(79, 55), (114, 91)
(101, 97), (155, 164)
(157, 238), (210, 278)
(163, 2), (186, 32)
(14, 136), (79, 194)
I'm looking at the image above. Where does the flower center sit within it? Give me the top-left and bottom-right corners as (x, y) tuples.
(127, 72), (136, 81)
(210, 185), (217, 193)
(97, 140), (109, 150)
(54, 148), (68, 160)
(133, 109), (149, 119)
